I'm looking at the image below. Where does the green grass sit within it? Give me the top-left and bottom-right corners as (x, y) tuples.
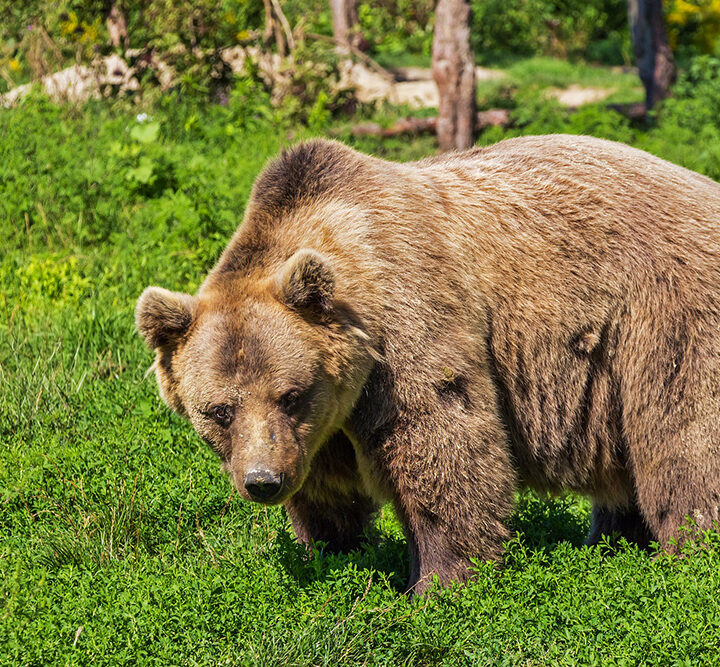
(497, 57), (637, 88)
(501, 57), (642, 102)
(374, 52), (433, 70)
(2, 67), (720, 664)
(471, 57), (644, 113)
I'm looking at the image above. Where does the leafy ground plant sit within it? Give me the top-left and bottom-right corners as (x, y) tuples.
(2, 71), (720, 664)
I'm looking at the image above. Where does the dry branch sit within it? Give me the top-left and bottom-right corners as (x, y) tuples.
(606, 102), (648, 120)
(270, 0), (296, 53)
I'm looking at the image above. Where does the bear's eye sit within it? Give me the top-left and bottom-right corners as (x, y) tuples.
(211, 404), (233, 427)
(279, 389), (301, 413)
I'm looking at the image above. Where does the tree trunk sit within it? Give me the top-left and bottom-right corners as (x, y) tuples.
(330, 0), (360, 54)
(432, 0), (476, 151)
(628, 0), (675, 109)
(106, 2), (128, 49)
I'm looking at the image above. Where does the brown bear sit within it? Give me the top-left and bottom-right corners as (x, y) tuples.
(136, 134), (720, 593)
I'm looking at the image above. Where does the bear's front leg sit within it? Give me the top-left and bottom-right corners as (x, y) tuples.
(284, 431), (377, 554)
(383, 398), (516, 594)
(396, 505), (487, 594)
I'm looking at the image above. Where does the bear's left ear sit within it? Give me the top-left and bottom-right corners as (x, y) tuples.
(275, 249), (335, 313)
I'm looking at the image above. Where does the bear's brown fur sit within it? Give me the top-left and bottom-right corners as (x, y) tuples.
(137, 134), (720, 593)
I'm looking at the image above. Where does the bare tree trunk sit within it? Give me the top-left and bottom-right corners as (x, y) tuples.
(628, 0), (675, 109)
(106, 2), (128, 49)
(330, 0), (361, 54)
(432, 0), (476, 151)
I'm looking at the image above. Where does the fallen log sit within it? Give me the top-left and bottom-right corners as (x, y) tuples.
(342, 108), (511, 138)
(606, 102), (647, 120)
(339, 99), (650, 140)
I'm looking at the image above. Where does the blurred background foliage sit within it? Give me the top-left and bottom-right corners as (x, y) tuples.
(667, 0), (720, 56)
(0, 1), (719, 182)
(3, 1), (720, 90)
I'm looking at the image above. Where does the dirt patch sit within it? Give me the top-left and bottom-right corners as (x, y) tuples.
(545, 84), (616, 107)
(344, 64), (505, 109)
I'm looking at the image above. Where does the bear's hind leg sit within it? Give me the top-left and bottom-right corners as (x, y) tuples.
(623, 378), (720, 548)
(284, 431), (377, 554)
(586, 503), (654, 548)
(631, 455), (720, 549)
(619, 311), (720, 551)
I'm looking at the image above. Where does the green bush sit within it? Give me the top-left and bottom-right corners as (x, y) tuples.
(470, 0), (631, 64)
(0, 0), (265, 94)
(667, 0), (720, 58)
(662, 54), (720, 130)
(289, 0), (633, 65)
(359, 0), (435, 59)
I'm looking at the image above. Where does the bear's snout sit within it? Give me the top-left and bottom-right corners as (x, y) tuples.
(244, 468), (284, 502)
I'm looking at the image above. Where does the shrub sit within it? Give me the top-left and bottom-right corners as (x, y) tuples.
(667, 0), (720, 57)
(663, 54), (720, 129)
(470, 0), (631, 64)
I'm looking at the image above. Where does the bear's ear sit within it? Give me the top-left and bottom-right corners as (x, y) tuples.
(135, 286), (197, 349)
(276, 249), (335, 313)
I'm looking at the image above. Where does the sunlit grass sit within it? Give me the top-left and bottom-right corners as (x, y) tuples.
(2, 74), (720, 663)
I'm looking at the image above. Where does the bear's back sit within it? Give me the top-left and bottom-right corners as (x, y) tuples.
(414, 134), (720, 237)
(409, 134), (720, 305)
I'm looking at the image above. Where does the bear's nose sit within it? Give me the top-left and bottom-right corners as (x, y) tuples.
(244, 469), (284, 502)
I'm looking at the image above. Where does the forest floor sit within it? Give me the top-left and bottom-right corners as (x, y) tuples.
(359, 61), (636, 109)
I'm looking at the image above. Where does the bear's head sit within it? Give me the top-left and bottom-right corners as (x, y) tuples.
(136, 248), (375, 504)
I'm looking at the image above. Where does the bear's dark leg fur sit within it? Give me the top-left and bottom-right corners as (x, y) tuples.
(396, 506), (478, 594)
(586, 503), (654, 548)
(376, 398), (516, 594)
(284, 431), (377, 553)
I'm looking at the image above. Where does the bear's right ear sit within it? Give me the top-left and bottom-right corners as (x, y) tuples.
(135, 286), (197, 349)
(275, 249), (335, 313)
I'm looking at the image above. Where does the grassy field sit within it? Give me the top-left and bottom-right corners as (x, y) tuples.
(2, 62), (720, 664)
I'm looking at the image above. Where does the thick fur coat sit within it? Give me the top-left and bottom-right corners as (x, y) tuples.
(137, 134), (720, 592)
